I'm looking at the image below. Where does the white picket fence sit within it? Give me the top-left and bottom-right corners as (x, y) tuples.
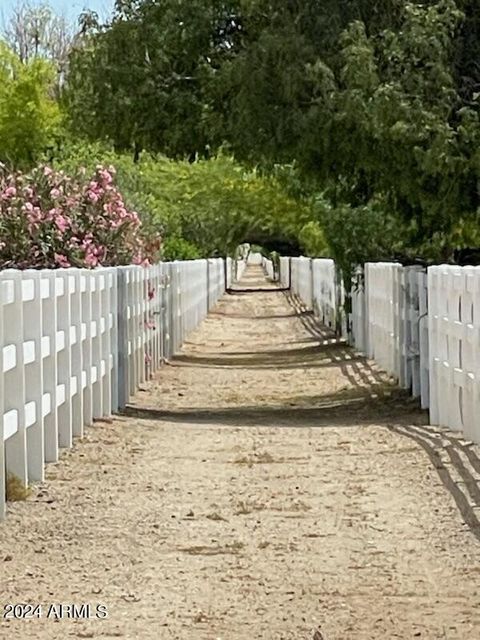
(287, 257), (341, 331)
(290, 257), (313, 309)
(0, 258), (227, 519)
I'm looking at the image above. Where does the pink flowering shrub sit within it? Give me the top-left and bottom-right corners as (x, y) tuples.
(0, 164), (160, 269)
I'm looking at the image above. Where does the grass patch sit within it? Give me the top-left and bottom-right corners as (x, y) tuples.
(235, 500), (266, 515)
(206, 512), (228, 522)
(233, 451), (275, 466)
(178, 541), (244, 556)
(6, 473), (31, 501)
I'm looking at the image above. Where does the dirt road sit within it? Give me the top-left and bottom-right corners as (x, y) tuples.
(1, 266), (480, 640)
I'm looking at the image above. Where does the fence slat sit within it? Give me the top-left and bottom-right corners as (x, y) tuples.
(2, 271), (28, 486)
(23, 270), (44, 481)
(0, 276), (5, 518)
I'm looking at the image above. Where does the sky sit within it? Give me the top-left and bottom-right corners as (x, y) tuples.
(0, 0), (115, 26)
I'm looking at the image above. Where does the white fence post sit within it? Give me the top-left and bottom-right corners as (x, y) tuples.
(56, 270), (73, 448)
(23, 270), (44, 481)
(1, 271), (28, 487)
(418, 270), (429, 410)
(117, 267), (129, 410)
(41, 272), (58, 462)
(90, 270), (103, 418)
(0, 277), (5, 519)
(81, 271), (93, 427)
(70, 270), (84, 435)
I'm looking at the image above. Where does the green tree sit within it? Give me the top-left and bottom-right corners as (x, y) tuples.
(65, 0), (242, 159)
(0, 42), (62, 167)
(62, 0), (480, 264)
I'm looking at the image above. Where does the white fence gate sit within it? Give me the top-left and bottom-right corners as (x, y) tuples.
(226, 257), (247, 288)
(428, 265), (480, 441)
(279, 255), (480, 446)
(350, 262), (428, 401)
(1, 258), (227, 520)
(248, 252), (263, 265)
(350, 267), (367, 353)
(312, 259), (338, 329)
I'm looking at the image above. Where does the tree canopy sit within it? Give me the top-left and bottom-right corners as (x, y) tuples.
(2, 0), (480, 267)
(60, 0), (480, 267)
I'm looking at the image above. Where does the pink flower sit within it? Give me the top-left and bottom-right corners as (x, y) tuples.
(129, 211), (140, 225)
(98, 169), (113, 185)
(2, 186), (17, 198)
(55, 215), (69, 232)
(84, 252), (98, 267)
(50, 188), (61, 199)
(26, 206), (42, 227)
(54, 253), (70, 268)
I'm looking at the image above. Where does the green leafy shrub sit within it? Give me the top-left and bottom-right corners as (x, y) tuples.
(53, 142), (315, 259)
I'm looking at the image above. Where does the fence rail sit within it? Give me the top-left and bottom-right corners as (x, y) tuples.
(0, 257), (234, 519)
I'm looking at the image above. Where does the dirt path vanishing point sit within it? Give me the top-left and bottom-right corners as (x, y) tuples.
(2, 265), (480, 640)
